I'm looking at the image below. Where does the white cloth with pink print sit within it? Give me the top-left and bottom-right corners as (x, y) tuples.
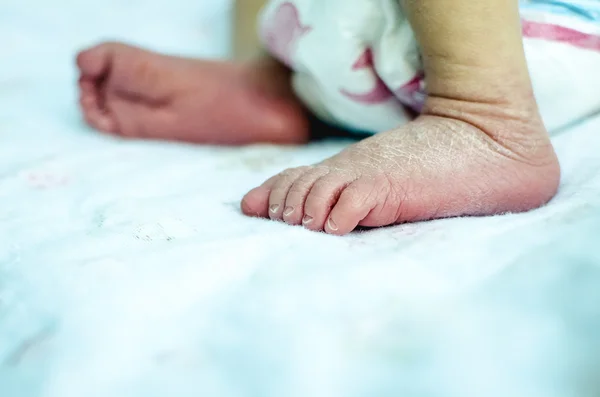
(258, 0), (600, 134)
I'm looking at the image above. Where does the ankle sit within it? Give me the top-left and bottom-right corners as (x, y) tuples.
(424, 54), (535, 108)
(420, 95), (561, 210)
(230, 57), (311, 144)
(423, 94), (557, 166)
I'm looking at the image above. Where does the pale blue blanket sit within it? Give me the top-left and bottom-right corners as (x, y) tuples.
(1, 1), (599, 396)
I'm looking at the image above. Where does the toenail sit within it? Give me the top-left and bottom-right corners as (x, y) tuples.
(302, 215), (313, 224)
(269, 204), (280, 213)
(327, 218), (338, 231)
(283, 206), (294, 216)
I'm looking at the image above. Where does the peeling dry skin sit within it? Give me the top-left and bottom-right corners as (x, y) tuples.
(76, 0), (561, 235)
(242, 112), (559, 235)
(241, 0), (560, 234)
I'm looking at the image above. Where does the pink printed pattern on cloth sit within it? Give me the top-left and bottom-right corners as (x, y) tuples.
(339, 48), (426, 112)
(261, 2), (312, 68)
(339, 49), (395, 104)
(340, 21), (600, 113)
(261, 2), (600, 126)
(393, 72), (426, 113)
(521, 20), (600, 52)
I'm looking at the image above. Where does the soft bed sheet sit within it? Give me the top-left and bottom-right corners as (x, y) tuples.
(1, 0), (599, 396)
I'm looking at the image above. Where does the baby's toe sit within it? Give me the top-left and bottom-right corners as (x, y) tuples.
(76, 42), (117, 79)
(302, 173), (357, 231)
(282, 168), (329, 225)
(325, 178), (378, 235)
(267, 167), (310, 220)
(241, 175), (280, 218)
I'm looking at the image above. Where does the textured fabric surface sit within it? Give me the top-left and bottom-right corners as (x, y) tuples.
(1, 1), (599, 396)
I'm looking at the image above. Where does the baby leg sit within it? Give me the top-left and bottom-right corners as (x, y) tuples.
(242, 0), (560, 234)
(77, 0), (310, 144)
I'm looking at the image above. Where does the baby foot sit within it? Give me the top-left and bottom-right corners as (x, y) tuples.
(76, 42), (309, 144)
(241, 98), (560, 235)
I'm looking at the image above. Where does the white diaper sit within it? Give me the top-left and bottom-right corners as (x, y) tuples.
(258, 0), (600, 134)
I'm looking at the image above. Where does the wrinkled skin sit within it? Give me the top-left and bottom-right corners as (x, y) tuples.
(242, 105), (559, 235)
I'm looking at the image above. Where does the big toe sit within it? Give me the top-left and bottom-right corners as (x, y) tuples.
(241, 186), (272, 218)
(241, 172), (283, 218)
(76, 44), (119, 133)
(76, 42), (120, 79)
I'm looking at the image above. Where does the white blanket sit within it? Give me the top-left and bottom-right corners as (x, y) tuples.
(1, 1), (599, 396)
